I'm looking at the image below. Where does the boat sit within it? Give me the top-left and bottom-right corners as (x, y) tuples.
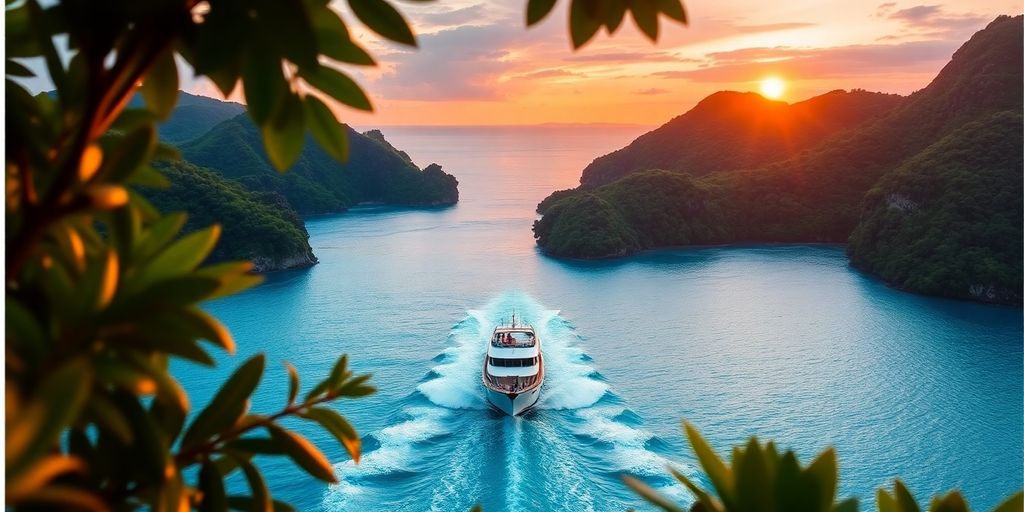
(482, 314), (544, 416)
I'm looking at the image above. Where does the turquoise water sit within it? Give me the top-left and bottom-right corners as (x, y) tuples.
(176, 126), (1023, 511)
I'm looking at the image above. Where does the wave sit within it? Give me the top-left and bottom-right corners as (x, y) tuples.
(323, 291), (693, 511)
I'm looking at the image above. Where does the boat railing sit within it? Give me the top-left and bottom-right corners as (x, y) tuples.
(483, 355), (544, 393)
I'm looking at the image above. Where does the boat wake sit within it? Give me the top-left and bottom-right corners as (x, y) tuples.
(322, 292), (695, 511)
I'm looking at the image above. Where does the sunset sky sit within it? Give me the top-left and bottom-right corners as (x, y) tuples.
(32, 1), (1019, 127)
(280, 0), (1018, 126)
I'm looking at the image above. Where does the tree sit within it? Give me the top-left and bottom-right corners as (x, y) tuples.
(4, 0), (685, 510)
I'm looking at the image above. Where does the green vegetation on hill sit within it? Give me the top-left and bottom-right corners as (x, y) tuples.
(534, 15), (1023, 304)
(579, 88), (904, 187)
(144, 160), (317, 271)
(181, 114), (459, 215)
(534, 171), (728, 258)
(848, 111), (1023, 304)
(128, 91), (246, 143)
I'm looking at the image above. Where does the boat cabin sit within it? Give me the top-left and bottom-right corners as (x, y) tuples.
(485, 326), (541, 393)
(491, 328), (536, 348)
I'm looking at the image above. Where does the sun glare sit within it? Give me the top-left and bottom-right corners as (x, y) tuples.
(760, 77), (786, 99)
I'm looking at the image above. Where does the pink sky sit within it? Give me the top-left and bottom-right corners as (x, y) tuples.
(189, 1), (1019, 126)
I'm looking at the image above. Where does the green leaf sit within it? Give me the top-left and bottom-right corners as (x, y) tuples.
(831, 498), (858, 512)
(894, 481), (921, 512)
(734, 438), (771, 512)
(336, 374), (375, 398)
(807, 447), (838, 511)
(7, 298), (46, 362)
(286, 363), (300, 405)
(304, 95), (349, 161)
(526, 0), (558, 25)
(311, 8), (375, 66)
(302, 406), (361, 463)
(631, 1), (659, 41)
(347, 0), (417, 46)
(261, 93), (306, 171)
(228, 437), (287, 455)
(604, 0), (628, 33)
(300, 66), (372, 112)
(242, 50), (286, 125)
(199, 462), (227, 512)
(266, 423), (337, 482)
(569, 0), (602, 49)
(775, 451), (813, 511)
(150, 398), (187, 441)
(327, 354), (350, 390)
(100, 124), (157, 183)
(141, 47), (179, 120)
(994, 492), (1024, 512)
(181, 308), (237, 354)
(657, 0), (687, 23)
(929, 492), (969, 512)
(131, 275), (221, 307)
(623, 476), (684, 512)
(181, 355), (265, 450)
(111, 108), (157, 134)
(237, 457), (271, 512)
(85, 394), (134, 444)
(668, 467), (714, 506)
(132, 224), (221, 289)
(684, 422), (734, 506)
(113, 390), (172, 481)
(7, 359), (92, 472)
(125, 352), (190, 411)
(194, 261), (264, 300)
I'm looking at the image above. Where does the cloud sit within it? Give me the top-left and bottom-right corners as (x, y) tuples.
(371, 23), (520, 101)
(634, 87), (670, 95)
(732, 22), (817, 33)
(876, 2), (897, 15)
(885, 4), (989, 38)
(415, 4), (491, 28)
(655, 39), (957, 83)
(563, 51), (698, 63)
(515, 68), (581, 79)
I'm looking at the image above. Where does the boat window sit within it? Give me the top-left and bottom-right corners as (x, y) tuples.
(489, 357), (538, 367)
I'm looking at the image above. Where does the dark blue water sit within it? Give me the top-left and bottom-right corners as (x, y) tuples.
(175, 126), (1023, 511)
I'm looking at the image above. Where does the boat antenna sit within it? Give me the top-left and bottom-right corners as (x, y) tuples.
(512, 309), (516, 327)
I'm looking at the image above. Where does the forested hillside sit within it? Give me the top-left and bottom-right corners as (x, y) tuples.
(181, 114), (459, 214)
(534, 15), (1023, 304)
(144, 161), (317, 271)
(848, 111), (1023, 304)
(578, 89), (903, 187)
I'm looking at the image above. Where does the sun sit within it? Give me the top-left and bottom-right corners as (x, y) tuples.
(760, 76), (786, 99)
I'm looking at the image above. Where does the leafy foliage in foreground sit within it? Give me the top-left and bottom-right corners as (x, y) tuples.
(143, 161), (317, 271)
(626, 423), (1024, 512)
(6, 0), (686, 509)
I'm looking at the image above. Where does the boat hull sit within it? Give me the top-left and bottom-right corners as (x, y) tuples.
(485, 385), (541, 416)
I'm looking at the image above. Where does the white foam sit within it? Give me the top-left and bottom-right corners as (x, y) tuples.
(324, 292), (692, 510)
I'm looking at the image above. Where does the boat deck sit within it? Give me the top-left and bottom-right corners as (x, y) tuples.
(483, 354), (544, 393)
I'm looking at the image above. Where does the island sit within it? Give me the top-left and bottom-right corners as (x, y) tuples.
(533, 15), (1023, 305)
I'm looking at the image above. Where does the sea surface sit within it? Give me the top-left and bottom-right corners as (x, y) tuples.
(174, 126), (1023, 511)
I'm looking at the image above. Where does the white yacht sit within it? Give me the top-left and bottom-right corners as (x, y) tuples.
(482, 315), (544, 416)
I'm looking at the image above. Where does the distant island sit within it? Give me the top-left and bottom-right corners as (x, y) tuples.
(533, 15), (1023, 305)
(134, 92), (459, 271)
